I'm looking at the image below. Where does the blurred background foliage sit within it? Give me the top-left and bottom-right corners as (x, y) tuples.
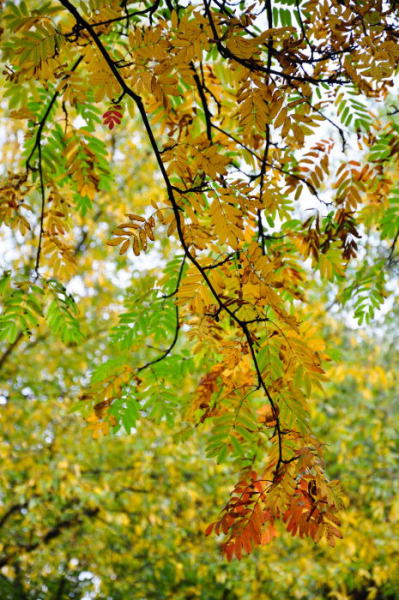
(0, 263), (398, 599)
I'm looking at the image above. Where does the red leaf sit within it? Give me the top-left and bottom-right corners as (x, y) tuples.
(103, 105), (123, 129)
(224, 543), (234, 562)
(234, 538), (242, 560)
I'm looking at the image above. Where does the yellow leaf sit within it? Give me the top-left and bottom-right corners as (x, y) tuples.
(107, 237), (126, 246)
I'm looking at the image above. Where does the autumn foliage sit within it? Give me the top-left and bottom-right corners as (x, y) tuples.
(1, 0), (399, 566)
(102, 105), (123, 130)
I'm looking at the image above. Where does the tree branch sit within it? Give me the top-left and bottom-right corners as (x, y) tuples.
(202, 0), (348, 86)
(25, 57), (83, 173)
(58, 0), (286, 480)
(0, 332), (23, 372)
(0, 507), (99, 567)
(0, 502), (28, 529)
(388, 227), (399, 265)
(137, 304), (180, 372)
(191, 63), (213, 143)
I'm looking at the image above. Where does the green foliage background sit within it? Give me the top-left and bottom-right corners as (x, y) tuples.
(1, 286), (398, 599)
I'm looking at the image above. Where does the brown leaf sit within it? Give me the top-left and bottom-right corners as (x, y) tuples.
(132, 236), (140, 256)
(119, 239), (130, 255)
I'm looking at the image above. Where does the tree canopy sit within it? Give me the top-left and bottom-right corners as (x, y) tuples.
(0, 0), (399, 587)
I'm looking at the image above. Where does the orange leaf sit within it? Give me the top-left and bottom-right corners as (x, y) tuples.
(127, 213), (146, 222)
(234, 538), (242, 560)
(224, 543), (234, 562)
(119, 239), (130, 255)
(132, 236), (140, 256)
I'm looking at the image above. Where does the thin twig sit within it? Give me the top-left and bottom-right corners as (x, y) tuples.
(191, 63), (213, 143)
(34, 142), (46, 279)
(137, 305), (180, 372)
(388, 227), (399, 265)
(212, 123), (323, 200)
(65, 0), (161, 36)
(161, 255), (186, 299)
(0, 332), (23, 372)
(26, 57), (83, 172)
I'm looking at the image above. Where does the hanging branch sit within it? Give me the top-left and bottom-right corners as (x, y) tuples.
(34, 142), (46, 279)
(58, 0), (286, 478)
